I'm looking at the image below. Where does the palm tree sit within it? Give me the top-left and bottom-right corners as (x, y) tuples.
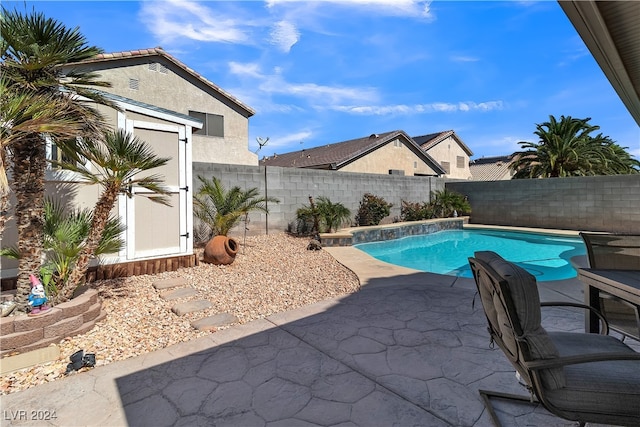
(510, 115), (639, 178)
(42, 198), (124, 301)
(431, 189), (470, 218)
(1, 7), (112, 309)
(194, 175), (279, 238)
(0, 77), (95, 235)
(53, 129), (171, 301)
(295, 197), (351, 233)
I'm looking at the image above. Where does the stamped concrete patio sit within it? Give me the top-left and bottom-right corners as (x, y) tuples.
(0, 245), (632, 426)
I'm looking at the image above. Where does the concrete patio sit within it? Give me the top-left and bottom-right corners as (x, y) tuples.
(0, 246), (633, 426)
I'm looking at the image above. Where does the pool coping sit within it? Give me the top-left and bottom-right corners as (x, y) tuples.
(320, 217), (469, 247)
(320, 218), (582, 247)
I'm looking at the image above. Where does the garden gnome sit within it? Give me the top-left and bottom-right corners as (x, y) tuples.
(28, 274), (50, 316)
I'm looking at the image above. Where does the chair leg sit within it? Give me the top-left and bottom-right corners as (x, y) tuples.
(479, 389), (538, 427)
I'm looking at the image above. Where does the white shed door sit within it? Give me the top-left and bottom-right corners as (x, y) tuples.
(122, 120), (189, 259)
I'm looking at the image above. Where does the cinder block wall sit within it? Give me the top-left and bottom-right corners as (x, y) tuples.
(193, 164), (638, 236)
(446, 175), (640, 233)
(193, 163), (444, 237)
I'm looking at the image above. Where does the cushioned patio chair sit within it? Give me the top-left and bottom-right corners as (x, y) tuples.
(580, 232), (640, 341)
(468, 251), (640, 427)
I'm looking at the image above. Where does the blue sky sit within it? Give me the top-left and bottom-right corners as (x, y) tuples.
(9, 0), (640, 160)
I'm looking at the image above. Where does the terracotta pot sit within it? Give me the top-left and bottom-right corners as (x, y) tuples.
(203, 235), (239, 265)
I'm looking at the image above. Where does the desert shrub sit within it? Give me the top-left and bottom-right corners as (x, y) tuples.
(295, 196), (351, 234)
(355, 193), (392, 226)
(400, 200), (434, 221)
(431, 189), (471, 218)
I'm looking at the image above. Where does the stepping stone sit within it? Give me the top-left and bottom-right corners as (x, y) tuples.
(161, 287), (198, 301)
(171, 300), (212, 316)
(191, 313), (239, 331)
(153, 278), (188, 290)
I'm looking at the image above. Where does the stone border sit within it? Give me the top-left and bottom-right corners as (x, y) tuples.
(0, 289), (105, 357)
(320, 217), (468, 247)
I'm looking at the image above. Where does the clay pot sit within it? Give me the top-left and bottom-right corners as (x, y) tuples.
(203, 235), (239, 265)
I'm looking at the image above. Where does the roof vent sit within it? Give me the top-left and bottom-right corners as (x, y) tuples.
(369, 133), (379, 139)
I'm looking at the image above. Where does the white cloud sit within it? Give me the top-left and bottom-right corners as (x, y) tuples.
(228, 61), (379, 105)
(228, 62), (264, 78)
(270, 21), (300, 52)
(139, 0), (251, 44)
(331, 101), (504, 115)
(252, 130), (314, 154)
(450, 55), (480, 63)
(266, 0), (434, 19)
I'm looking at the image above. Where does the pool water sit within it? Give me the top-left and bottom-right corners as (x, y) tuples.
(354, 229), (586, 281)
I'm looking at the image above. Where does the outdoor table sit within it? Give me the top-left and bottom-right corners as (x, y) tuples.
(578, 268), (640, 334)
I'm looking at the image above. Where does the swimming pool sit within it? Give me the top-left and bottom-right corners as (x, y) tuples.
(354, 229), (586, 281)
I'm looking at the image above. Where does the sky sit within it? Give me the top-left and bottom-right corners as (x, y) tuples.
(7, 0), (640, 160)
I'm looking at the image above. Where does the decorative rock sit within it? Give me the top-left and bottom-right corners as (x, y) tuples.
(172, 300), (212, 316)
(153, 278), (188, 290)
(191, 313), (239, 331)
(307, 239), (322, 251)
(161, 287), (198, 301)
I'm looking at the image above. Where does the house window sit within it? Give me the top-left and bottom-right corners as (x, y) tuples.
(189, 111), (224, 137)
(457, 156), (465, 168)
(441, 161), (451, 174)
(46, 137), (89, 170)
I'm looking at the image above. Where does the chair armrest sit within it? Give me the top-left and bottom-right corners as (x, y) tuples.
(540, 301), (610, 335)
(525, 351), (640, 370)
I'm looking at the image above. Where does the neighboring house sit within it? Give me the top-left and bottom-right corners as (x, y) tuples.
(61, 47), (257, 166)
(413, 131), (473, 179)
(259, 130), (446, 177)
(1, 90), (203, 282)
(469, 155), (516, 181)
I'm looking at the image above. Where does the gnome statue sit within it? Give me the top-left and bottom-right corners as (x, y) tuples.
(28, 274), (50, 316)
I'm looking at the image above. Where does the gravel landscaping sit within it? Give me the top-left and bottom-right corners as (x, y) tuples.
(0, 233), (361, 395)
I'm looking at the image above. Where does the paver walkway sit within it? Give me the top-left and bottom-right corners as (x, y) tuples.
(0, 246), (628, 426)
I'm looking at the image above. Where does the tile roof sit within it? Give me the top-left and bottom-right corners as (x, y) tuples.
(413, 130), (474, 156)
(260, 130), (446, 174)
(469, 155), (515, 181)
(66, 47), (255, 117)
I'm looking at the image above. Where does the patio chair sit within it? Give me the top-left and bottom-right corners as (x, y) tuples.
(580, 232), (640, 341)
(468, 251), (640, 427)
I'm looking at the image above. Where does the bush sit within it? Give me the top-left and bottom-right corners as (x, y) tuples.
(400, 200), (434, 221)
(294, 196), (351, 234)
(355, 193), (393, 226)
(431, 189), (471, 218)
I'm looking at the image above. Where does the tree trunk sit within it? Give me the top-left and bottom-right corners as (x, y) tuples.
(11, 135), (47, 312)
(60, 186), (119, 303)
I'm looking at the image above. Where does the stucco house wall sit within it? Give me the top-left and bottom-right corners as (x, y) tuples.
(425, 135), (472, 179)
(340, 138), (439, 176)
(62, 50), (257, 166)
